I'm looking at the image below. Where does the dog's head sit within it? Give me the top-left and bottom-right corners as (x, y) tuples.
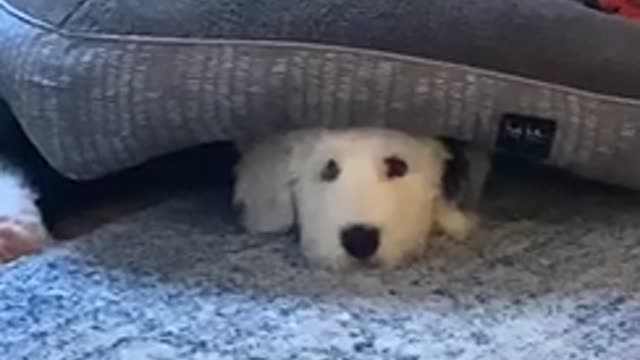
(234, 128), (482, 271)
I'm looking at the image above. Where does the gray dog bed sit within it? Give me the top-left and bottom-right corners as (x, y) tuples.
(1, 0), (640, 190)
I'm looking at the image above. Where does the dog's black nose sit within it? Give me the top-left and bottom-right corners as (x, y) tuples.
(340, 225), (380, 260)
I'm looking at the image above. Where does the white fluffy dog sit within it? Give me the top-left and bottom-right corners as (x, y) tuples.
(234, 128), (488, 271)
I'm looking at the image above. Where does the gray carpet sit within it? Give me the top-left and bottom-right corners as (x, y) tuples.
(2, 169), (640, 360)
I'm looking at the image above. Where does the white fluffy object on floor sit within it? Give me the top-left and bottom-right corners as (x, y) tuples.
(0, 164), (47, 262)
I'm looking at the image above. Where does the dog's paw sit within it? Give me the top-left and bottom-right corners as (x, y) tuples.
(435, 199), (479, 241)
(0, 216), (48, 263)
(443, 211), (478, 241)
(0, 170), (48, 264)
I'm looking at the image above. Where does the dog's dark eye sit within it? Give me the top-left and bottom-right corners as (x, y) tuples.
(384, 156), (408, 179)
(321, 159), (340, 182)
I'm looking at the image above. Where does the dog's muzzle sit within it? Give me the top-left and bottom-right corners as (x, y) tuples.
(340, 224), (380, 260)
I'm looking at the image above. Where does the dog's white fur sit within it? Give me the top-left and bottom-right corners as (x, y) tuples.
(0, 165), (48, 262)
(234, 128), (477, 270)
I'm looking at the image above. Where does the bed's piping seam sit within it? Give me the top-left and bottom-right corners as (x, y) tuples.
(1, 0), (640, 108)
(58, 0), (91, 28)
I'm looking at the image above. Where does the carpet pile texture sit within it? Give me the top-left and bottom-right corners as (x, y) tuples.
(2, 171), (639, 359)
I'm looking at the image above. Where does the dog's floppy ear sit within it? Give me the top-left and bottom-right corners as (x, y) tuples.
(415, 136), (452, 188)
(438, 138), (491, 211)
(433, 138), (491, 240)
(233, 130), (320, 234)
(233, 134), (297, 234)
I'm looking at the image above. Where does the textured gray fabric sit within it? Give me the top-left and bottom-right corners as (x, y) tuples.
(2, 172), (640, 359)
(1, 0), (640, 190)
(3, 0), (83, 25)
(6, 0), (640, 99)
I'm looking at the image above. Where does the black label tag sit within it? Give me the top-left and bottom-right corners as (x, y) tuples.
(496, 113), (557, 161)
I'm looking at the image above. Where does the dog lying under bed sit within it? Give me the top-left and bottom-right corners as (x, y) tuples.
(235, 128), (491, 271)
(0, 103), (490, 270)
